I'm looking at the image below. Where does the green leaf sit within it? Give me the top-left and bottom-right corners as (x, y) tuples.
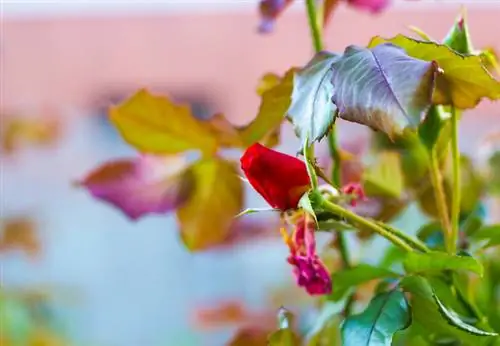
(109, 89), (218, 155)
(362, 151), (403, 198)
(403, 252), (483, 276)
(480, 47), (500, 76)
(240, 69), (295, 146)
(418, 105), (451, 153)
(379, 246), (406, 269)
(330, 43), (437, 139)
(487, 150), (500, 196)
(401, 276), (495, 345)
(268, 308), (300, 346)
(176, 158), (243, 251)
(445, 155), (485, 215)
(368, 35), (500, 109)
(304, 301), (344, 345)
(416, 222), (445, 250)
(341, 290), (411, 346)
(329, 264), (400, 301)
(472, 224), (500, 249)
(298, 192), (319, 224)
(433, 294), (498, 337)
(287, 51), (339, 144)
(443, 8), (474, 54)
(461, 209), (484, 237)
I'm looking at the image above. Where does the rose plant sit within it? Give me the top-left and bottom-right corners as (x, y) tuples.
(79, 1), (500, 345)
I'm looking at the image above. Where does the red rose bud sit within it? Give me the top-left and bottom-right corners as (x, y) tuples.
(240, 143), (311, 211)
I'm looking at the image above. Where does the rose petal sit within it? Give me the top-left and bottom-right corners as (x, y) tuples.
(79, 155), (193, 220)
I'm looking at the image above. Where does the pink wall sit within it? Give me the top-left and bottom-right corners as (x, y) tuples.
(2, 5), (499, 125)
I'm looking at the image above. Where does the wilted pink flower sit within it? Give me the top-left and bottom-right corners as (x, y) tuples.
(342, 182), (367, 207)
(346, 0), (390, 13)
(281, 213), (332, 295)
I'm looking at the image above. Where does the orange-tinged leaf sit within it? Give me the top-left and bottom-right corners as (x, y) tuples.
(176, 158), (243, 251)
(368, 35), (500, 109)
(240, 69), (295, 147)
(1, 116), (60, 155)
(0, 217), (40, 257)
(228, 328), (271, 346)
(28, 328), (66, 346)
(192, 301), (253, 330)
(202, 113), (245, 148)
(109, 89), (218, 155)
(323, 0), (341, 27)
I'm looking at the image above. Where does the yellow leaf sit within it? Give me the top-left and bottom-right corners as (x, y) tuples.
(256, 73), (281, 96)
(240, 69), (295, 147)
(110, 89), (218, 155)
(362, 151), (403, 199)
(176, 158), (243, 251)
(368, 35), (500, 109)
(480, 47), (500, 76)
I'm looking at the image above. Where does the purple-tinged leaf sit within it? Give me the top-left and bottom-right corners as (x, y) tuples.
(79, 155), (193, 220)
(287, 51), (341, 144)
(330, 43), (438, 138)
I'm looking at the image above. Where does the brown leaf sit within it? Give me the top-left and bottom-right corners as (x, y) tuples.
(0, 217), (40, 257)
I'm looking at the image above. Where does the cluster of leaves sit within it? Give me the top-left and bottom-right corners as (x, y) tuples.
(77, 82), (292, 250)
(0, 288), (69, 346)
(78, 1), (500, 345)
(251, 5), (500, 346)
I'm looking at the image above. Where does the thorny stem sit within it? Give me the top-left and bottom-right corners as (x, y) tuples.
(321, 200), (415, 253)
(450, 105), (461, 255)
(305, 0), (354, 315)
(429, 149), (453, 254)
(375, 221), (431, 253)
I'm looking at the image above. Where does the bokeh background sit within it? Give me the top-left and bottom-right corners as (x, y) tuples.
(1, 1), (500, 345)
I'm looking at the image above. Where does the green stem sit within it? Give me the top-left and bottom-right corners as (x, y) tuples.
(305, 0), (354, 315)
(429, 149), (453, 254)
(305, 0), (324, 52)
(321, 199), (414, 252)
(327, 126), (341, 186)
(450, 105), (460, 254)
(335, 231), (351, 267)
(375, 221), (431, 253)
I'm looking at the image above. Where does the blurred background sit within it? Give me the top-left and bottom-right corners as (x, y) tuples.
(1, 1), (500, 345)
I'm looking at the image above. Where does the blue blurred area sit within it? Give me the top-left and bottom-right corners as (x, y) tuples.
(1, 110), (294, 346)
